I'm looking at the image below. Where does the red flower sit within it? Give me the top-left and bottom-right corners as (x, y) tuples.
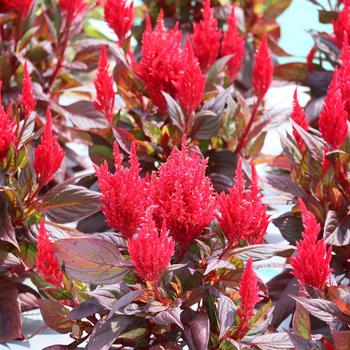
(290, 199), (332, 290)
(34, 108), (64, 187)
(217, 159), (269, 246)
(94, 46), (115, 124)
(36, 218), (63, 287)
(339, 38), (350, 113)
(95, 142), (150, 239)
(221, 6), (245, 81)
(333, 3), (350, 48)
(0, 0), (33, 17)
(150, 139), (215, 251)
(128, 207), (175, 283)
(0, 95), (16, 161)
(104, 0), (133, 44)
(252, 34), (273, 100)
(291, 89), (309, 150)
(59, 0), (87, 25)
(176, 39), (206, 117)
(21, 63), (36, 119)
(319, 69), (348, 149)
(234, 258), (260, 340)
(135, 11), (185, 114)
(192, 0), (222, 72)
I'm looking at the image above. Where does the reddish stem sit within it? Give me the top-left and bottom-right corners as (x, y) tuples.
(235, 96), (263, 155)
(45, 24), (71, 93)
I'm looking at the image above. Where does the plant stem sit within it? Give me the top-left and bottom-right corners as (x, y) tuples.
(234, 96), (263, 155)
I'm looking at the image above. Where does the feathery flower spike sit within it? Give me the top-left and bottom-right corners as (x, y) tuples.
(291, 89), (309, 150)
(176, 39), (206, 118)
(21, 63), (36, 119)
(128, 207), (175, 283)
(319, 69), (348, 149)
(0, 0), (33, 17)
(94, 46), (115, 124)
(234, 258), (260, 340)
(0, 100), (16, 161)
(59, 0), (87, 25)
(333, 3), (350, 48)
(221, 5), (245, 81)
(217, 159), (269, 246)
(192, 0), (222, 72)
(135, 11), (185, 113)
(252, 34), (273, 100)
(36, 218), (63, 287)
(95, 142), (150, 239)
(34, 108), (64, 187)
(150, 138), (215, 252)
(104, 0), (134, 44)
(290, 199), (332, 290)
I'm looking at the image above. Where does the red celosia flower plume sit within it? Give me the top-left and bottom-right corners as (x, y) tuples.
(0, 0), (33, 17)
(252, 34), (273, 100)
(94, 46), (115, 124)
(192, 0), (222, 72)
(34, 108), (64, 187)
(176, 39), (206, 118)
(234, 258), (260, 340)
(333, 2), (350, 48)
(291, 89), (309, 150)
(135, 11), (185, 114)
(150, 139), (215, 251)
(290, 199), (332, 290)
(95, 142), (150, 239)
(128, 207), (175, 283)
(60, 0), (87, 25)
(217, 160), (269, 246)
(339, 38), (350, 113)
(319, 69), (348, 149)
(36, 218), (63, 287)
(221, 5), (245, 81)
(104, 0), (134, 44)
(0, 100), (16, 161)
(21, 63), (36, 119)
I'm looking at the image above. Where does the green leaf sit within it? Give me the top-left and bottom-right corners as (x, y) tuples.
(292, 303), (311, 340)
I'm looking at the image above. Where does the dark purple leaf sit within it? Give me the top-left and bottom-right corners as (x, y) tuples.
(232, 244), (295, 261)
(324, 214), (350, 247)
(0, 251), (22, 272)
(249, 332), (293, 350)
(38, 299), (74, 333)
(273, 212), (303, 243)
(292, 296), (343, 323)
(0, 279), (22, 342)
(67, 299), (102, 321)
(154, 307), (184, 330)
(42, 346), (71, 350)
(65, 101), (109, 129)
(107, 289), (144, 319)
(54, 234), (132, 285)
(0, 200), (19, 249)
(307, 71), (333, 98)
(192, 110), (221, 140)
(88, 283), (131, 309)
(87, 315), (133, 350)
(41, 183), (100, 224)
(287, 331), (322, 350)
(218, 294), (236, 339)
(292, 303), (311, 340)
(163, 92), (185, 130)
(181, 310), (209, 350)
